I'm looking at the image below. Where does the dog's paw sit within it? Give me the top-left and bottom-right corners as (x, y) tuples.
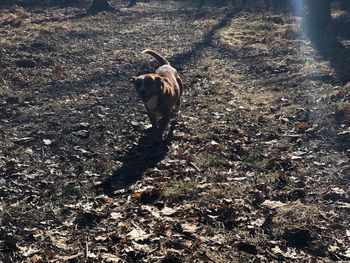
(174, 101), (181, 113)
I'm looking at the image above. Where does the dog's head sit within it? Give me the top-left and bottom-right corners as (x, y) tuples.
(131, 74), (163, 102)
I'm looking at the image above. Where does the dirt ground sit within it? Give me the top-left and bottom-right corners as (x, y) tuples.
(1, 1), (350, 262)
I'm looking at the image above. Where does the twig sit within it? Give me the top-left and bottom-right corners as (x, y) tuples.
(190, 162), (201, 172)
(85, 236), (89, 259)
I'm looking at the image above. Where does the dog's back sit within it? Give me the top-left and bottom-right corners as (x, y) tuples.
(142, 49), (183, 95)
(156, 65), (177, 79)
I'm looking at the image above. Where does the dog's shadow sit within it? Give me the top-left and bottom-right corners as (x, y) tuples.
(102, 121), (176, 195)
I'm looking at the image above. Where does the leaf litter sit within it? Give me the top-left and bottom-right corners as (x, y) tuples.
(1, 1), (350, 262)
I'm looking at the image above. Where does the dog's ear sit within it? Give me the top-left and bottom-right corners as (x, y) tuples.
(131, 76), (137, 83)
(155, 76), (163, 86)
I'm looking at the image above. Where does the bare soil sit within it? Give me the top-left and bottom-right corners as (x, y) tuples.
(1, 1), (350, 262)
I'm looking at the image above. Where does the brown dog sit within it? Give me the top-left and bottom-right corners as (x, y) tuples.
(132, 49), (183, 137)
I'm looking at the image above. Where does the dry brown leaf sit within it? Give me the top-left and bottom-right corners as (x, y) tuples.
(131, 193), (142, 200)
(50, 236), (69, 251)
(53, 64), (64, 76)
(30, 254), (42, 263)
(294, 122), (310, 131)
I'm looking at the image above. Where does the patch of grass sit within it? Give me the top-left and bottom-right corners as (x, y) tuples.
(233, 227), (268, 247)
(206, 183), (246, 200)
(164, 179), (201, 202)
(197, 151), (231, 170)
(244, 145), (269, 171)
(83, 158), (117, 175)
(271, 203), (325, 247)
(0, 84), (11, 97)
(254, 172), (279, 185)
(251, 21), (278, 31)
(63, 181), (81, 196)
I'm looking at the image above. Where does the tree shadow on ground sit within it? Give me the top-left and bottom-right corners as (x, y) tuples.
(30, 6), (120, 25)
(102, 121), (175, 195)
(171, 8), (239, 70)
(28, 4), (206, 26)
(35, 7), (238, 100)
(31, 12), (89, 24)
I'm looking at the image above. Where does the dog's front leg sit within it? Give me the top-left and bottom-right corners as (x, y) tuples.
(174, 99), (181, 113)
(158, 111), (171, 137)
(146, 108), (158, 134)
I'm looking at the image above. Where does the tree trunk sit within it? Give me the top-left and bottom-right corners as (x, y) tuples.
(61, 0), (78, 7)
(341, 0), (350, 11)
(302, 0), (331, 40)
(270, 0), (288, 11)
(128, 0), (136, 7)
(339, 0), (350, 38)
(87, 0), (117, 15)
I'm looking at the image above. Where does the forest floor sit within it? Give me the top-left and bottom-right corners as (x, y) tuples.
(1, 1), (350, 262)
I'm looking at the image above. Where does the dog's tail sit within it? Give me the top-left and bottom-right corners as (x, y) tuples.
(142, 49), (170, 65)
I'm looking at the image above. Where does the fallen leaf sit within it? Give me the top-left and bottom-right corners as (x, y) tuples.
(161, 206), (179, 216)
(100, 253), (121, 262)
(50, 236), (69, 251)
(110, 212), (123, 220)
(271, 245), (284, 255)
(53, 64), (64, 76)
(30, 254), (42, 263)
(95, 235), (108, 242)
(56, 253), (83, 261)
(127, 228), (150, 241)
(181, 223), (198, 233)
(341, 248), (350, 259)
(18, 245), (40, 257)
(261, 200), (286, 209)
(132, 241), (150, 251)
(294, 122), (310, 131)
(43, 139), (52, 145)
(142, 205), (160, 218)
(210, 140), (219, 145)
